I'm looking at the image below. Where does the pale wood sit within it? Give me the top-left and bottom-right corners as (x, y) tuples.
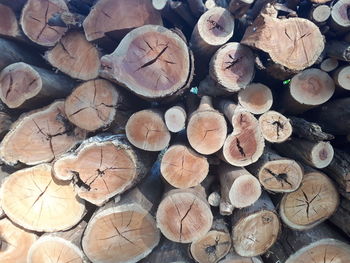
(0, 164), (86, 232)
(228, 0), (255, 18)
(218, 252), (263, 263)
(320, 58), (339, 72)
(330, 0), (350, 32)
(0, 4), (19, 37)
(309, 4), (331, 25)
(0, 0), (26, 13)
(238, 83), (273, 114)
(208, 191), (221, 207)
(164, 104), (186, 132)
(333, 65), (350, 90)
(258, 111), (292, 143)
(0, 101), (86, 165)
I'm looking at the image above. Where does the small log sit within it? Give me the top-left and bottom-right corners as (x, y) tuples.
(82, 163), (162, 263)
(288, 116), (334, 141)
(0, 218), (37, 263)
(20, 0), (69, 46)
(228, 0), (255, 18)
(160, 143), (209, 188)
(0, 100), (86, 165)
(218, 252), (263, 263)
(27, 221), (88, 263)
(329, 197), (350, 237)
(45, 31), (100, 80)
(238, 83), (273, 115)
(333, 65), (350, 90)
(320, 58), (339, 72)
(309, 4), (331, 26)
(209, 42), (255, 93)
(330, 0), (350, 32)
(0, 62), (75, 109)
(187, 96), (227, 155)
(282, 68), (335, 114)
(126, 109), (171, 151)
(190, 217), (232, 263)
(100, 25), (193, 100)
(53, 134), (155, 206)
(279, 168), (339, 230)
(208, 191), (221, 207)
(164, 104), (186, 132)
(242, 4), (324, 71)
(0, 112), (11, 139)
(156, 185), (213, 243)
(0, 4), (19, 38)
(274, 137), (334, 169)
(258, 111), (292, 143)
(0, 164), (86, 232)
(246, 148), (303, 193)
(65, 79), (127, 132)
(325, 40), (350, 61)
(231, 192), (280, 257)
(219, 163), (261, 210)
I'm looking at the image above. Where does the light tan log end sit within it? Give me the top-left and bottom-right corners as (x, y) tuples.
(238, 83), (273, 114)
(334, 65), (350, 90)
(164, 105), (186, 132)
(0, 4), (19, 37)
(259, 111), (292, 143)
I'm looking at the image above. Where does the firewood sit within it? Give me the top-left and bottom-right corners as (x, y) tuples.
(309, 4), (331, 26)
(65, 79), (128, 132)
(329, 197), (350, 238)
(228, 0), (255, 18)
(152, 0), (187, 30)
(274, 137), (334, 169)
(190, 217), (232, 263)
(126, 109), (171, 151)
(205, 0), (229, 9)
(100, 25), (193, 100)
(83, 0), (162, 44)
(242, 4), (324, 71)
(187, 96), (227, 155)
(209, 42), (255, 93)
(20, 0), (69, 46)
(160, 143), (209, 188)
(164, 104), (186, 132)
(320, 58), (339, 72)
(156, 185), (213, 243)
(0, 101), (86, 165)
(325, 40), (350, 61)
(218, 252), (263, 263)
(82, 164), (162, 263)
(219, 163), (261, 211)
(45, 31), (100, 81)
(53, 134), (155, 206)
(231, 192), (280, 257)
(0, 164), (86, 232)
(27, 221), (88, 263)
(198, 75), (231, 97)
(282, 68), (335, 114)
(238, 83), (273, 115)
(330, 0), (350, 32)
(169, 0), (197, 27)
(0, 4), (19, 38)
(0, 111), (11, 139)
(208, 191), (221, 207)
(258, 111), (292, 143)
(333, 65), (350, 90)
(0, 0), (26, 13)
(246, 148), (303, 193)
(279, 168), (339, 230)
(0, 218), (37, 263)
(0, 62), (75, 109)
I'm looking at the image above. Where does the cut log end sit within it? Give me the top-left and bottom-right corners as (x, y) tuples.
(164, 105), (186, 132)
(310, 141), (334, 168)
(0, 4), (19, 37)
(229, 174), (261, 208)
(238, 83), (273, 114)
(311, 5), (331, 24)
(219, 253), (263, 263)
(320, 58), (338, 72)
(259, 111), (292, 143)
(334, 65), (350, 90)
(331, 0), (350, 30)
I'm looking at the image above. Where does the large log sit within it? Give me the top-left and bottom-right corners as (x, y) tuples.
(238, 83), (273, 115)
(333, 65), (350, 90)
(0, 164), (86, 232)
(258, 111), (292, 143)
(0, 101), (86, 165)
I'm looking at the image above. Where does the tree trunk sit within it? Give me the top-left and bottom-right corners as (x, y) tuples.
(0, 62), (75, 109)
(238, 83), (273, 115)
(333, 65), (350, 90)
(246, 148), (303, 193)
(320, 58), (338, 72)
(0, 100), (86, 166)
(258, 110), (292, 143)
(27, 221), (89, 263)
(330, 0), (350, 33)
(273, 137), (334, 169)
(0, 4), (19, 38)
(0, 218), (37, 263)
(156, 185), (213, 243)
(169, 0), (197, 27)
(279, 168), (339, 230)
(0, 164), (86, 232)
(187, 0), (207, 17)
(187, 96), (227, 155)
(329, 197), (350, 238)
(164, 104), (186, 132)
(231, 192), (281, 257)
(228, 0), (255, 18)
(53, 134), (155, 206)
(125, 108), (171, 151)
(218, 251), (263, 263)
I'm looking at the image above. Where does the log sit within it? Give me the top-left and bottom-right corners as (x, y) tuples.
(125, 108), (171, 151)
(309, 4), (331, 26)
(53, 134), (155, 206)
(64, 79), (128, 132)
(82, 163), (162, 263)
(190, 217), (232, 263)
(0, 111), (11, 139)
(333, 65), (350, 90)
(242, 4), (324, 71)
(209, 42), (255, 93)
(238, 83), (273, 115)
(279, 168), (339, 230)
(20, 0), (69, 46)
(0, 4), (19, 38)
(156, 185), (213, 243)
(152, 0), (187, 30)
(187, 96), (227, 155)
(187, 0), (207, 17)
(0, 163), (86, 232)
(218, 163), (261, 210)
(170, 0), (197, 27)
(0, 0), (26, 13)
(160, 143), (209, 188)
(0, 218), (37, 263)
(282, 68), (335, 114)
(320, 58), (339, 72)
(330, 0), (350, 32)
(0, 62), (75, 109)
(228, 0), (255, 18)
(198, 75), (231, 97)
(100, 25), (193, 100)
(273, 137), (334, 169)
(218, 252), (263, 263)
(27, 221), (88, 263)
(45, 31), (100, 81)
(164, 104), (186, 132)
(325, 40), (350, 62)
(258, 111), (292, 143)
(208, 191), (221, 207)
(329, 197), (350, 237)
(231, 192), (280, 257)
(246, 148), (303, 193)
(0, 100), (86, 165)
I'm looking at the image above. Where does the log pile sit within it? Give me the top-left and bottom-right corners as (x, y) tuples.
(0, 0), (349, 263)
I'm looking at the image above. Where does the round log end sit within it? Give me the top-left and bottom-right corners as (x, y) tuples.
(310, 141), (334, 168)
(229, 174), (261, 208)
(238, 83), (273, 115)
(334, 65), (350, 90)
(164, 105), (186, 133)
(311, 5), (331, 24)
(331, 0), (350, 29)
(259, 111), (292, 143)
(320, 58), (339, 72)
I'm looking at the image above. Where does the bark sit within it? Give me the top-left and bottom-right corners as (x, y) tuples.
(258, 111), (292, 143)
(228, 0), (255, 18)
(329, 197), (350, 238)
(0, 112), (11, 139)
(170, 0), (197, 27)
(320, 58), (338, 72)
(238, 83), (273, 115)
(0, 4), (19, 38)
(333, 65), (350, 90)
(218, 251), (263, 263)
(330, 0), (350, 32)
(187, 0), (207, 17)
(164, 104), (187, 132)
(325, 41), (350, 61)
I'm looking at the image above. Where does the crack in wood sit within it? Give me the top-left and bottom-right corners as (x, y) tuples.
(264, 168), (293, 188)
(136, 45), (169, 71)
(224, 54), (242, 70)
(235, 137), (246, 157)
(179, 198), (196, 242)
